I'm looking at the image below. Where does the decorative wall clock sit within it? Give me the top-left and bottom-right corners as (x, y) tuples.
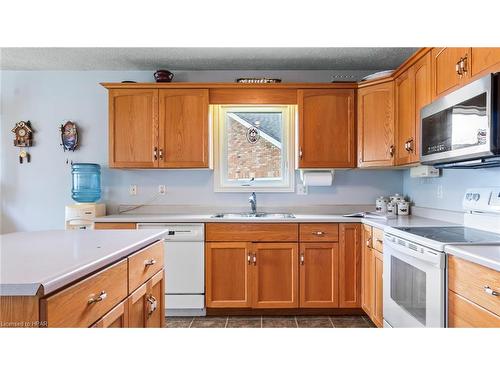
(60, 120), (79, 152)
(12, 121), (34, 163)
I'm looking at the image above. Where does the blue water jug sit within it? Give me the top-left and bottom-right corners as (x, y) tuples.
(71, 163), (101, 203)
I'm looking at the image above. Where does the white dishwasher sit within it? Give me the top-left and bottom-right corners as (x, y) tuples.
(136, 223), (205, 316)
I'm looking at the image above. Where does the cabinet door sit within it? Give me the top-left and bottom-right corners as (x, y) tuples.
(361, 225), (373, 316)
(298, 89), (355, 168)
(252, 243), (298, 308)
(108, 89), (158, 168)
(357, 81), (395, 167)
(372, 250), (384, 328)
(158, 89), (209, 168)
(92, 301), (128, 328)
(339, 224), (361, 308)
(431, 47), (471, 99)
(471, 48), (500, 78)
(205, 242), (252, 308)
(413, 52), (432, 163)
(128, 270), (164, 328)
(395, 69), (415, 166)
(299, 242), (339, 308)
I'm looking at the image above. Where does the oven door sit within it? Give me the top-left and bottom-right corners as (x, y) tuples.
(383, 236), (446, 328)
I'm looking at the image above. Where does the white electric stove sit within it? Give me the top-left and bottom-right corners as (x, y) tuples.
(383, 187), (500, 328)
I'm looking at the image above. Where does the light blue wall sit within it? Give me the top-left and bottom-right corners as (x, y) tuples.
(402, 167), (500, 211)
(1, 70), (403, 233)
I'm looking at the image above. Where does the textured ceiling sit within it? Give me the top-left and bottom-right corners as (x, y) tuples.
(0, 47), (417, 71)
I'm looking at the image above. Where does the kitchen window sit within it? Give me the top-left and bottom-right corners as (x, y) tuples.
(212, 105), (296, 192)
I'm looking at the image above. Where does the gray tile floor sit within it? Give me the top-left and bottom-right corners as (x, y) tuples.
(166, 315), (376, 328)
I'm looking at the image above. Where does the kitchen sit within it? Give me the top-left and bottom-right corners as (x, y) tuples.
(1, 2), (499, 374)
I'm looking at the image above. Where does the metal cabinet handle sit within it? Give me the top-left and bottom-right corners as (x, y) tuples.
(153, 147), (158, 160)
(299, 147), (303, 159)
(247, 254), (251, 265)
(389, 145), (395, 157)
(312, 231), (325, 236)
(460, 55), (468, 76)
(366, 237), (372, 247)
(159, 148), (164, 160)
(484, 286), (499, 297)
(146, 295), (158, 317)
(376, 239), (383, 243)
(456, 59), (462, 77)
(407, 138), (414, 152)
(252, 253), (257, 266)
(88, 291), (107, 305)
(300, 253), (305, 265)
(144, 259), (157, 266)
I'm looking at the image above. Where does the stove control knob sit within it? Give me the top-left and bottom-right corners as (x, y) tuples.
(473, 193), (480, 201)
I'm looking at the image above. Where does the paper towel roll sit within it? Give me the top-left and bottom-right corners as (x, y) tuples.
(302, 171), (333, 187)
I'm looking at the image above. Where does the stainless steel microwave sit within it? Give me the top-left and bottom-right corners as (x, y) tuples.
(420, 73), (500, 168)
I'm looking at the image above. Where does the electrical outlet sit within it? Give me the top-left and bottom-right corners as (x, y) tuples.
(297, 183), (308, 195)
(437, 184), (443, 199)
(158, 185), (166, 195)
(129, 184), (137, 196)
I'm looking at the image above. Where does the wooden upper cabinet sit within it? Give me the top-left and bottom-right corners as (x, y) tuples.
(205, 242), (252, 308)
(413, 52), (432, 163)
(158, 89), (209, 168)
(299, 242), (339, 308)
(431, 47), (471, 99)
(357, 81), (395, 167)
(108, 89), (158, 168)
(395, 69), (415, 166)
(252, 243), (298, 308)
(339, 223), (361, 308)
(470, 48), (500, 78)
(298, 89), (356, 168)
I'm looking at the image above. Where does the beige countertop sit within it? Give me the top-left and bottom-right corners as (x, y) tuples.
(0, 229), (167, 297)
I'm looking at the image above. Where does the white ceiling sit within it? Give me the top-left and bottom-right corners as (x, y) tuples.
(0, 47), (417, 71)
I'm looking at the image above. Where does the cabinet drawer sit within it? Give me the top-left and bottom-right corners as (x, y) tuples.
(92, 300), (128, 328)
(128, 241), (164, 293)
(448, 291), (500, 328)
(41, 260), (128, 327)
(94, 222), (137, 230)
(299, 223), (339, 242)
(372, 227), (384, 253)
(206, 223), (298, 242)
(448, 255), (500, 317)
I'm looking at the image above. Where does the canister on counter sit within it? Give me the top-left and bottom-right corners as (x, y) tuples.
(397, 201), (410, 216)
(387, 201), (398, 218)
(375, 196), (389, 213)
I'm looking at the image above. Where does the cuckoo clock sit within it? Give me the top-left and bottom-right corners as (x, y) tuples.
(12, 121), (34, 147)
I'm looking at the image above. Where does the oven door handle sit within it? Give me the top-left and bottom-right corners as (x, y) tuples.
(384, 235), (444, 267)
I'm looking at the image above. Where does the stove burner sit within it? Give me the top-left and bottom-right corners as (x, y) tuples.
(395, 226), (500, 243)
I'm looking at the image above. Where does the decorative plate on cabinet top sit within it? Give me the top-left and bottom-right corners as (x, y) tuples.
(361, 70), (395, 81)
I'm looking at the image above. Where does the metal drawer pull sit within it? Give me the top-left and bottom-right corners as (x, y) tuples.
(376, 239), (383, 243)
(484, 286), (499, 297)
(153, 147), (158, 160)
(88, 291), (107, 305)
(147, 295), (158, 317)
(312, 231), (325, 236)
(159, 148), (164, 160)
(144, 259), (157, 266)
(366, 237), (372, 246)
(300, 253), (305, 265)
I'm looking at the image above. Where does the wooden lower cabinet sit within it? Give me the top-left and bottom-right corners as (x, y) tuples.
(361, 224), (384, 327)
(92, 301), (128, 328)
(253, 243), (298, 308)
(299, 242), (339, 308)
(128, 270), (164, 328)
(339, 224), (361, 308)
(205, 242), (252, 308)
(372, 250), (384, 327)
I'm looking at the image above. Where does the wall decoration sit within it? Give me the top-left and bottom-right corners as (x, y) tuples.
(12, 121), (34, 163)
(60, 120), (79, 152)
(154, 69), (174, 82)
(236, 78), (282, 83)
(246, 127), (260, 144)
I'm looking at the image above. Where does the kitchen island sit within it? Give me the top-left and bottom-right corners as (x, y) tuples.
(0, 229), (167, 328)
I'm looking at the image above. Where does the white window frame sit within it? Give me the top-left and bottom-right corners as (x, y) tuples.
(212, 104), (296, 192)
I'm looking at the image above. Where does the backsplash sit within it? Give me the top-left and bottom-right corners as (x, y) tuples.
(1, 70), (400, 233)
(403, 168), (500, 211)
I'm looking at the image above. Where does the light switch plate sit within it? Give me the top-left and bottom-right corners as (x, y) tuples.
(297, 183), (308, 195)
(129, 184), (137, 196)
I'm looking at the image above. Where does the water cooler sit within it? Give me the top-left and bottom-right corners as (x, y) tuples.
(65, 163), (105, 230)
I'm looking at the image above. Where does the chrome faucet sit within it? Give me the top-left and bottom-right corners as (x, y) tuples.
(249, 192), (257, 214)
